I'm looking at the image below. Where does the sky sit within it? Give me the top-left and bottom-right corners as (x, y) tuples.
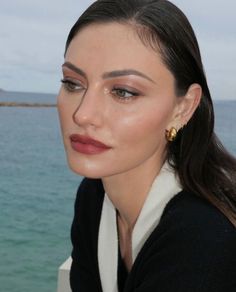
(0, 0), (235, 100)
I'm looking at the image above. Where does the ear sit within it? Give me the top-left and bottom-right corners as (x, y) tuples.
(167, 83), (202, 131)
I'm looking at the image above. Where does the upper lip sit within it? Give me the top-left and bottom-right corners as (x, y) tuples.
(70, 134), (111, 149)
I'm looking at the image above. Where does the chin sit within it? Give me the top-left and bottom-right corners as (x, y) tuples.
(70, 166), (103, 179)
(66, 157), (104, 179)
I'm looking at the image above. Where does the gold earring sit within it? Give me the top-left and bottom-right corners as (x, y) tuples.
(166, 127), (177, 142)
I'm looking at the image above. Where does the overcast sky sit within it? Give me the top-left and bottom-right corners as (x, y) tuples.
(0, 0), (235, 100)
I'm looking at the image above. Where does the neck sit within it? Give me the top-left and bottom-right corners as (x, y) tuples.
(102, 157), (165, 230)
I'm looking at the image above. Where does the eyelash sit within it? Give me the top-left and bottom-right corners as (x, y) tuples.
(61, 79), (140, 102)
(111, 87), (140, 101)
(61, 78), (85, 93)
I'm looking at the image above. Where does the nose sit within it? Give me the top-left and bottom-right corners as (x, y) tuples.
(72, 88), (103, 128)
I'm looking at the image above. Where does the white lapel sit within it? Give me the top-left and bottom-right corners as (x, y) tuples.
(97, 162), (182, 292)
(132, 163), (182, 260)
(98, 194), (118, 292)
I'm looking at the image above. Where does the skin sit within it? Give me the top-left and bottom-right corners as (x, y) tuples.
(57, 22), (201, 270)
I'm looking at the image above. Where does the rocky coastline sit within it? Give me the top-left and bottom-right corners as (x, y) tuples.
(0, 89), (56, 107)
(0, 102), (56, 107)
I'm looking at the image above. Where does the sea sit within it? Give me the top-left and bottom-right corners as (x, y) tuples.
(0, 91), (236, 292)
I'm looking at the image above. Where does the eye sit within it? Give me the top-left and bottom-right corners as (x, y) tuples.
(61, 78), (85, 93)
(111, 87), (139, 101)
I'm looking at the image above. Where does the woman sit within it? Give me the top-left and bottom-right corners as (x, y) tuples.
(57, 0), (236, 291)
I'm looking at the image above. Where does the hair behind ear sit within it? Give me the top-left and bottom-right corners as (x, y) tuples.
(65, 0), (236, 225)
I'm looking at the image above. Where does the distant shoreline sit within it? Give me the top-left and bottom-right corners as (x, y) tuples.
(0, 102), (56, 107)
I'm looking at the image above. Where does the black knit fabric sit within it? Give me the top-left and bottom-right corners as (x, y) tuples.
(70, 178), (236, 292)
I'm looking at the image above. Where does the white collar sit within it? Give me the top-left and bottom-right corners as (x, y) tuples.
(98, 162), (182, 292)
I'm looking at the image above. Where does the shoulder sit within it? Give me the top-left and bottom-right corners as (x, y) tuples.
(155, 190), (236, 258)
(71, 177), (104, 244)
(71, 178), (104, 266)
(129, 191), (236, 291)
(76, 177), (104, 199)
(161, 190), (236, 242)
(74, 177), (105, 213)
(142, 190), (236, 255)
(71, 178), (104, 291)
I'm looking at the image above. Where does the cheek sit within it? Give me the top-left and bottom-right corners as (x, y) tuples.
(113, 106), (170, 146)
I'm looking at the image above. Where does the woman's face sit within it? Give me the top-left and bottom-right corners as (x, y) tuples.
(57, 22), (182, 179)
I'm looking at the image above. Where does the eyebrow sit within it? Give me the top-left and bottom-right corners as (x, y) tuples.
(102, 69), (155, 83)
(62, 61), (155, 83)
(62, 62), (87, 79)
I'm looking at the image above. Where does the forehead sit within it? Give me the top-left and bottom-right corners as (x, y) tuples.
(67, 23), (157, 63)
(65, 22), (173, 84)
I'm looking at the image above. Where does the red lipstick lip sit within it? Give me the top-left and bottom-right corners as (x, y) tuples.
(69, 134), (111, 155)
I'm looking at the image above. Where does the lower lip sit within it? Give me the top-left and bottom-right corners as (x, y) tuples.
(70, 140), (111, 155)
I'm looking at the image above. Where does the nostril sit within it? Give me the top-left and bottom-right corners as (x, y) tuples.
(72, 108), (88, 125)
(72, 101), (101, 128)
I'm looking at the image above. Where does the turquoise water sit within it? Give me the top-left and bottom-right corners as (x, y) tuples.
(0, 90), (56, 104)
(0, 92), (235, 292)
(0, 94), (80, 292)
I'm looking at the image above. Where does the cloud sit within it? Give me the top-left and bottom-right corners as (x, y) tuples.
(173, 0), (236, 35)
(166, 0), (236, 99)
(0, 0), (94, 93)
(0, 0), (235, 99)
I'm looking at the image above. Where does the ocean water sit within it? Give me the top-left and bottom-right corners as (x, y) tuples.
(0, 90), (56, 104)
(0, 92), (235, 292)
(0, 92), (80, 292)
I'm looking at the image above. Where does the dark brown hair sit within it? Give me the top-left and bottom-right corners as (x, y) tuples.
(65, 0), (236, 225)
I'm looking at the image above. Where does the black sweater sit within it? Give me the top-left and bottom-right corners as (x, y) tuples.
(70, 178), (236, 292)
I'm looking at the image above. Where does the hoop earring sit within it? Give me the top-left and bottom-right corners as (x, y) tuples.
(166, 127), (177, 142)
